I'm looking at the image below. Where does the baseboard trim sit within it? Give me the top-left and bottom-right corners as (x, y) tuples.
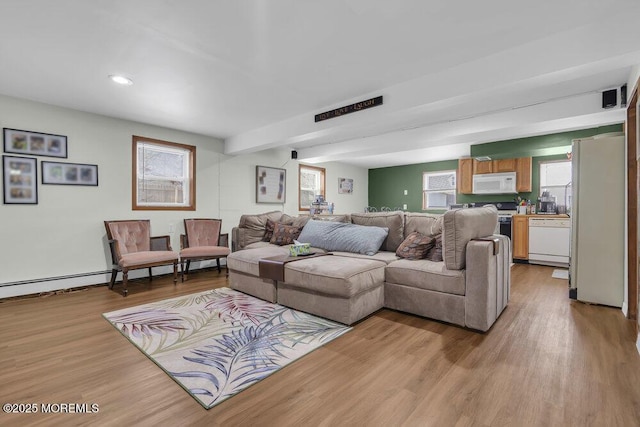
(0, 260), (226, 300)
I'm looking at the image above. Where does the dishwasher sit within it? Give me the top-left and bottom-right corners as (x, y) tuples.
(528, 218), (571, 267)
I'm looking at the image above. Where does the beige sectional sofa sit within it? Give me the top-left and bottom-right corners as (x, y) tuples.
(227, 207), (510, 332)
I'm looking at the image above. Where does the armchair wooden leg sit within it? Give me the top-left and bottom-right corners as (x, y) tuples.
(216, 258), (221, 273)
(108, 269), (118, 289)
(148, 267), (153, 281)
(173, 262), (178, 285)
(181, 260), (186, 282)
(122, 270), (129, 297)
(182, 260), (191, 282)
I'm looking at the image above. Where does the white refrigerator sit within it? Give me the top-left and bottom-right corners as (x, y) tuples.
(569, 133), (625, 307)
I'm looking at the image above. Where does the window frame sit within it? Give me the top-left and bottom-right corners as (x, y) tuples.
(538, 159), (571, 202)
(298, 164), (326, 211)
(422, 169), (457, 210)
(132, 135), (196, 211)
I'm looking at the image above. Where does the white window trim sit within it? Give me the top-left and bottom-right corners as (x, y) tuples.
(422, 170), (457, 210)
(132, 136), (196, 211)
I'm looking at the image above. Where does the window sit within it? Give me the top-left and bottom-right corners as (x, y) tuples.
(423, 170), (456, 209)
(132, 136), (196, 210)
(298, 165), (326, 211)
(539, 160), (571, 204)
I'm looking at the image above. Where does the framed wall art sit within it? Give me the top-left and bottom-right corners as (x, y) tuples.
(338, 177), (353, 194)
(256, 165), (286, 203)
(3, 155), (37, 204)
(42, 161), (98, 186)
(3, 128), (68, 158)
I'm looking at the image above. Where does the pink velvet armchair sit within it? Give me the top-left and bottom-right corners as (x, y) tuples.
(180, 218), (230, 281)
(104, 220), (179, 296)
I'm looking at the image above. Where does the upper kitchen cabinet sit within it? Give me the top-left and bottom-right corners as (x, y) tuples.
(493, 158), (517, 172)
(473, 159), (493, 174)
(458, 156), (532, 194)
(515, 157), (532, 192)
(458, 158), (473, 194)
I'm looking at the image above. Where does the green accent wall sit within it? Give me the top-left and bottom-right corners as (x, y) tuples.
(368, 124), (623, 211)
(368, 160), (458, 213)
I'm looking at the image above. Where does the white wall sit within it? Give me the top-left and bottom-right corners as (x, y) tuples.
(628, 64), (640, 95)
(219, 150), (368, 224)
(0, 95), (368, 298)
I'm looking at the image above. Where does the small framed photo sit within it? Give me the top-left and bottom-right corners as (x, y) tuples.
(3, 155), (38, 204)
(338, 177), (353, 194)
(3, 128), (68, 158)
(42, 161), (98, 186)
(256, 165), (286, 203)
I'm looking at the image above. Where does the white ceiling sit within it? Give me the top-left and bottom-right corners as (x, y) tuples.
(0, 0), (638, 168)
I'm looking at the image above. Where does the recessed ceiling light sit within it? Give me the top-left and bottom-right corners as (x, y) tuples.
(109, 75), (133, 86)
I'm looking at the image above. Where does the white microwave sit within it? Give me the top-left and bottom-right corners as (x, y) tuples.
(472, 172), (517, 194)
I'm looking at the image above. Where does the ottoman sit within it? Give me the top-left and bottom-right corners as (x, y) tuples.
(227, 245), (290, 303)
(277, 255), (386, 325)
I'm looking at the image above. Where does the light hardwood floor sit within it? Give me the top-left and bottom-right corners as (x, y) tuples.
(0, 264), (639, 427)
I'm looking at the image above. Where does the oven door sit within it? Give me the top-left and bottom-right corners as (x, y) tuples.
(498, 216), (512, 239)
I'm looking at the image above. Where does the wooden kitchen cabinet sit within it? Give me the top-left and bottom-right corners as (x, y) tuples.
(473, 159), (493, 174)
(515, 157), (532, 192)
(512, 215), (529, 259)
(458, 158), (473, 194)
(458, 156), (532, 195)
(493, 158), (517, 172)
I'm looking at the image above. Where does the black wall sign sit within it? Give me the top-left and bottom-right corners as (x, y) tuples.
(315, 96), (383, 122)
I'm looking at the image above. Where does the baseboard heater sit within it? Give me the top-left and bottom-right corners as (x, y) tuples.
(0, 261), (226, 300)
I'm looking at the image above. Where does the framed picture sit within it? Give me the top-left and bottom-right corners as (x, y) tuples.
(338, 177), (353, 194)
(256, 165), (286, 203)
(3, 155), (37, 204)
(3, 128), (68, 158)
(42, 161), (98, 186)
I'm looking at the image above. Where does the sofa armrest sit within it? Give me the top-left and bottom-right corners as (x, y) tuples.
(231, 227), (240, 252)
(464, 234), (511, 332)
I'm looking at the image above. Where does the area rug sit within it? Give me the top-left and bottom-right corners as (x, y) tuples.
(103, 287), (351, 409)
(552, 269), (569, 279)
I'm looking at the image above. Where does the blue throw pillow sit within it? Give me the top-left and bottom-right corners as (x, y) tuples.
(297, 219), (389, 256)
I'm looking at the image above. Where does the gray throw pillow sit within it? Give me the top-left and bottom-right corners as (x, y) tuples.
(297, 219), (389, 256)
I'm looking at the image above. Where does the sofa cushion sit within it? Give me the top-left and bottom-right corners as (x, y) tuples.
(403, 213), (440, 238)
(227, 245), (290, 276)
(237, 211), (284, 248)
(298, 219), (388, 256)
(350, 211), (404, 252)
(431, 216), (443, 236)
(270, 223), (302, 245)
(330, 250), (399, 265)
(395, 232), (436, 260)
(262, 219), (276, 242)
(262, 218), (296, 242)
(443, 206), (498, 270)
(386, 259), (466, 296)
(425, 234), (443, 262)
(283, 256), (386, 298)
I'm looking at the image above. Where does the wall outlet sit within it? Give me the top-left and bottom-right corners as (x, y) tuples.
(403, 204), (407, 210)
(169, 223), (174, 233)
(403, 190), (408, 195)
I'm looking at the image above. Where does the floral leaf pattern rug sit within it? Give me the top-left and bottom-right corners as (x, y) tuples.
(103, 287), (351, 409)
